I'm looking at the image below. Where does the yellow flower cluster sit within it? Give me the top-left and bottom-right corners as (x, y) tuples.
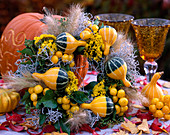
(34, 34), (57, 55)
(92, 80), (106, 97)
(84, 32), (104, 61)
(65, 71), (78, 95)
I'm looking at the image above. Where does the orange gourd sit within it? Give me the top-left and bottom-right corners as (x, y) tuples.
(74, 55), (89, 86)
(141, 72), (164, 106)
(0, 13), (62, 75)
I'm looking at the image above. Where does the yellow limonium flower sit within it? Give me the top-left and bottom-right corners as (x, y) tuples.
(65, 71), (78, 95)
(34, 34), (57, 55)
(92, 80), (106, 97)
(84, 32), (104, 62)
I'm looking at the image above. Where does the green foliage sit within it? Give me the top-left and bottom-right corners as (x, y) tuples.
(54, 118), (70, 135)
(37, 90), (58, 109)
(70, 91), (89, 104)
(39, 114), (46, 125)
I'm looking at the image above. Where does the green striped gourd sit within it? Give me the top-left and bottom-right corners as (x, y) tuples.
(32, 67), (68, 90)
(99, 26), (117, 56)
(105, 57), (131, 87)
(81, 96), (114, 117)
(56, 32), (86, 54)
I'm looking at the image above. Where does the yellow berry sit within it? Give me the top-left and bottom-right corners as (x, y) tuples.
(62, 96), (70, 104)
(62, 54), (69, 62)
(55, 51), (63, 58)
(62, 104), (70, 110)
(162, 105), (170, 114)
(118, 112), (124, 116)
(34, 85), (43, 94)
(164, 95), (170, 104)
(43, 88), (50, 95)
(28, 87), (34, 94)
(151, 98), (159, 105)
(120, 106), (128, 112)
(57, 97), (63, 104)
(33, 101), (37, 107)
(164, 114), (170, 120)
(110, 87), (117, 96)
(118, 97), (128, 107)
(92, 24), (99, 32)
(115, 105), (120, 114)
(117, 89), (125, 98)
(51, 55), (59, 64)
(113, 96), (118, 103)
(70, 102), (77, 106)
(149, 104), (157, 113)
(156, 101), (164, 110)
(69, 61), (75, 67)
(68, 54), (74, 62)
(70, 106), (79, 113)
(159, 95), (165, 103)
(30, 93), (38, 101)
(155, 110), (163, 118)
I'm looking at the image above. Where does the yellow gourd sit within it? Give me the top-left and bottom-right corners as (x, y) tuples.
(32, 67), (69, 91)
(105, 57), (131, 87)
(99, 26), (117, 56)
(56, 32), (86, 54)
(141, 72), (164, 106)
(0, 89), (20, 114)
(80, 96), (114, 117)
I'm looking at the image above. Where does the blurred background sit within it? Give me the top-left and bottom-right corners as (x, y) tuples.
(0, 0), (170, 80)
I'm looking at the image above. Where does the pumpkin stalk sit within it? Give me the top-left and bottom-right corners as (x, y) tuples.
(80, 103), (91, 110)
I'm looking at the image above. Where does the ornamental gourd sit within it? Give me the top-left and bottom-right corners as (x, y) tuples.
(0, 13), (62, 75)
(0, 89), (20, 114)
(105, 57), (131, 87)
(99, 26), (117, 56)
(32, 67), (69, 91)
(81, 96), (114, 117)
(141, 72), (164, 105)
(56, 32), (87, 54)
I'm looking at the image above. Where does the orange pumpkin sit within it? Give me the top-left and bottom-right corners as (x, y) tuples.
(0, 13), (89, 86)
(0, 13), (62, 75)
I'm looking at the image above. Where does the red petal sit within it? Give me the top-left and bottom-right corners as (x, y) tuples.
(79, 124), (94, 133)
(165, 124), (170, 132)
(6, 112), (24, 123)
(94, 127), (100, 131)
(131, 120), (142, 125)
(136, 111), (153, 121)
(153, 118), (162, 127)
(92, 130), (99, 135)
(150, 123), (163, 132)
(112, 129), (120, 132)
(0, 125), (8, 131)
(9, 121), (24, 132)
(42, 125), (56, 133)
(1, 121), (10, 127)
(27, 129), (43, 135)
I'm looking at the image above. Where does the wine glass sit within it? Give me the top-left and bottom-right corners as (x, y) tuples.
(131, 18), (170, 82)
(94, 13), (134, 36)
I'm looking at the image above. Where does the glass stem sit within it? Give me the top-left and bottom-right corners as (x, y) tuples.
(144, 61), (158, 82)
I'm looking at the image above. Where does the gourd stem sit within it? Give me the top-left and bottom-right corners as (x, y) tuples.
(32, 73), (43, 81)
(80, 103), (91, 110)
(122, 78), (131, 87)
(104, 43), (111, 56)
(150, 71), (164, 85)
(76, 41), (87, 46)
